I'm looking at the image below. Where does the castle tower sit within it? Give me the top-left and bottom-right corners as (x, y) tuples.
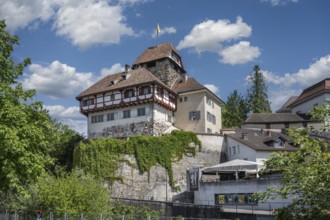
(132, 43), (186, 88)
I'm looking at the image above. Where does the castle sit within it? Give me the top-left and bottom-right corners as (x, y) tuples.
(76, 43), (224, 138)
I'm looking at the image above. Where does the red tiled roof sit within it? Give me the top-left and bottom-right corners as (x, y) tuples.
(172, 77), (205, 93)
(76, 68), (168, 99)
(133, 43), (181, 65)
(173, 77), (224, 104)
(288, 78), (330, 108)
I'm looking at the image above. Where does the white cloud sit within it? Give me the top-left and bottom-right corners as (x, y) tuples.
(45, 105), (87, 135)
(177, 17), (252, 53)
(262, 0), (299, 6)
(118, 0), (151, 5)
(53, 1), (134, 49)
(100, 63), (125, 78)
(23, 60), (94, 99)
(151, 26), (177, 38)
(220, 41), (261, 65)
(204, 84), (219, 95)
(0, 0), (138, 48)
(45, 105), (83, 120)
(268, 87), (301, 112)
(0, 0), (56, 32)
(264, 55), (330, 87)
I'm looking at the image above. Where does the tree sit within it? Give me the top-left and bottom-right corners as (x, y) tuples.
(0, 20), (54, 195)
(49, 122), (84, 173)
(246, 65), (272, 113)
(222, 89), (248, 128)
(256, 104), (330, 220)
(33, 170), (111, 214)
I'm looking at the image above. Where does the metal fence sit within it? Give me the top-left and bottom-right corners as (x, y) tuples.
(0, 212), (230, 220)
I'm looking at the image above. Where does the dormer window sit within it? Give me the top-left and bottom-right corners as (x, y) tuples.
(274, 138), (284, 148)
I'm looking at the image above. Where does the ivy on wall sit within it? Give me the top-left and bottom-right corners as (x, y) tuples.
(73, 130), (201, 190)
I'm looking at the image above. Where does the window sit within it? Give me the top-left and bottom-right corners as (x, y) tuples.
(215, 193), (257, 205)
(184, 96), (188, 102)
(137, 108), (146, 116)
(274, 138), (284, 148)
(124, 89), (135, 98)
(232, 146), (236, 155)
(189, 111), (200, 120)
(156, 87), (163, 96)
(147, 61), (156, 68)
(179, 97), (183, 102)
(207, 112), (212, 122)
(123, 110), (131, 118)
(266, 123), (270, 129)
(237, 145), (240, 154)
(91, 115), (103, 123)
(139, 86), (151, 95)
(166, 114), (172, 123)
(284, 123), (289, 128)
(82, 98), (94, 106)
(107, 113), (115, 121)
(207, 112), (216, 124)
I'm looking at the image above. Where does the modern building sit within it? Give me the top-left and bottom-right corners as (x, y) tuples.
(76, 43), (224, 138)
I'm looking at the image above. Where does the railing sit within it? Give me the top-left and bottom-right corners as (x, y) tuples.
(0, 211), (231, 220)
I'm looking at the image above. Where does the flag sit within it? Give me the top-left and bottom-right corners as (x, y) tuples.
(156, 23), (161, 37)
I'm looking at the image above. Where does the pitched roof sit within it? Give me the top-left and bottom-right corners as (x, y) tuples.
(287, 78), (330, 108)
(226, 128), (297, 151)
(76, 68), (168, 99)
(133, 42), (181, 65)
(276, 96), (298, 113)
(244, 113), (305, 124)
(173, 77), (225, 104)
(172, 77), (205, 93)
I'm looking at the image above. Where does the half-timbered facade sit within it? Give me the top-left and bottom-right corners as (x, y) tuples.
(76, 68), (177, 138)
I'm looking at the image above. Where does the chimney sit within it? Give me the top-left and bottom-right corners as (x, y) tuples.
(181, 74), (188, 82)
(124, 64), (130, 74)
(242, 132), (248, 140)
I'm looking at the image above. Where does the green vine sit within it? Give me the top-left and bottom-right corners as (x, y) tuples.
(73, 130), (201, 190)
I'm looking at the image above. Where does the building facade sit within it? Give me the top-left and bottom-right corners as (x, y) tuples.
(77, 43), (224, 138)
(225, 128), (297, 165)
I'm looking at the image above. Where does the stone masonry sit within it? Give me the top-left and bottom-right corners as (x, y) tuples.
(147, 59), (183, 88)
(110, 134), (225, 202)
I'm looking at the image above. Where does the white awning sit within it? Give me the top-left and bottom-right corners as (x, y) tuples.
(203, 159), (262, 173)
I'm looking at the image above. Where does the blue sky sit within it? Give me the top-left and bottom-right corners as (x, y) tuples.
(2, 0), (330, 135)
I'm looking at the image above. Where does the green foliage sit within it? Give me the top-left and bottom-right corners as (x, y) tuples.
(73, 130), (201, 190)
(33, 170), (110, 214)
(246, 65), (272, 113)
(309, 101), (330, 130)
(255, 105), (330, 220)
(49, 122), (84, 173)
(0, 20), (55, 196)
(222, 89), (248, 128)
